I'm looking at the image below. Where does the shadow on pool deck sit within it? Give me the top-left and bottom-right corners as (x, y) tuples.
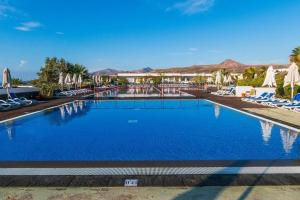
(172, 161), (274, 200)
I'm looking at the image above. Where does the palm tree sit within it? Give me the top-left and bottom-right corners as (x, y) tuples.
(290, 46), (300, 64)
(243, 67), (256, 80)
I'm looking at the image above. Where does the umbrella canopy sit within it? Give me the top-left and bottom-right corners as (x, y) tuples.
(77, 75), (82, 88)
(96, 75), (102, 85)
(2, 68), (12, 99)
(284, 62), (300, 99)
(207, 77), (213, 83)
(64, 73), (72, 84)
(2, 68), (12, 89)
(215, 71), (222, 85)
(78, 75), (82, 84)
(223, 75), (228, 84)
(72, 74), (77, 85)
(227, 75), (233, 84)
(262, 66), (277, 87)
(238, 74), (243, 80)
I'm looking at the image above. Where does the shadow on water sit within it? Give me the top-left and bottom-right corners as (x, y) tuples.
(172, 161), (274, 200)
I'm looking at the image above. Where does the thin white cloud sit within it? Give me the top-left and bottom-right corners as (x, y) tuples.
(189, 47), (198, 52)
(56, 31), (64, 35)
(167, 0), (215, 15)
(19, 59), (27, 67)
(0, 1), (16, 18)
(15, 21), (42, 32)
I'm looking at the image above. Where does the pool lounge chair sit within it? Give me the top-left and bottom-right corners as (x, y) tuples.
(262, 98), (289, 107)
(211, 87), (235, 96)
(0, 100), (11, 111)
(222, 87), (235, 96)
(6, 99), (21, 108)
(272, 93), (300, 107)
(282, 102), (300, 110)
(9, 93), (33, 106)
(242, 92), (268, 102)
(254, 93), (275, 103)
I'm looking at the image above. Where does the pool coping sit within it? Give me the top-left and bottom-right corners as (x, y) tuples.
(0, 99), (300, 177)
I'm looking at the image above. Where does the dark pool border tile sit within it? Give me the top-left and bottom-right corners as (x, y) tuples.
(1, 174), (300, 186)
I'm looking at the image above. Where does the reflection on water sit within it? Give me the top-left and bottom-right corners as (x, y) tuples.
(162, 87), (178, 94)
(94, 89), (118, 98)
(259, 121), (274, 143)
(214, 104), (220, 119)
(280, 129), (298, 153)
(94, 86), (192, 98)
(4, 121), (15, 140)
(46, 101), (90, 126)
(59, 106), (65, 120)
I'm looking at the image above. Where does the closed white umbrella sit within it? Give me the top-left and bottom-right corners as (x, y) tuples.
(94, 75), (98, 86)
(238, 74), (243, 80)
(223, 75), (228, 84)
(215, 71), (222, 86)
(2, 68), (12, 99)
(98, 75), (102, 85)
(207, 77), (213, 84)
(284, 62), (300, 100)
(72, 74), (77, 89)
(92, 75), (95, 84)
(64, 73), (72, 90)
(227, 75), (233, 84)
(262, 66), (277, 87)
(77, 75), (82, 88)
(58, 72), (64, 90)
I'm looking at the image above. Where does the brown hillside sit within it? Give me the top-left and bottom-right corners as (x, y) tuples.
(154, 59), (287, 73)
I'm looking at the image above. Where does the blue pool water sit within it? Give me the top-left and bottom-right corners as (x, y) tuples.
(0, 100), (299, 161)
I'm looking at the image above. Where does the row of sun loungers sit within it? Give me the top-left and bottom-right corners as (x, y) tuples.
(242, 92), (300, 112)
(57, 88), (92, 97)
(0, 97), (33, 111)
(211, 87), (235, 96)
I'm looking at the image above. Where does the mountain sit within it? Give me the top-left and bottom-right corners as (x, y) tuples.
(131, 67), (153, 73)
(91, 68), (126, 75)
(154, 59), (286, 73)
(219, 59), (244, 68)
(91, 60), (287, 75)
(91, 67), (153, 75)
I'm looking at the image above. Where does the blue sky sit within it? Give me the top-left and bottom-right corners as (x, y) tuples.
(0, 0), (300, 80)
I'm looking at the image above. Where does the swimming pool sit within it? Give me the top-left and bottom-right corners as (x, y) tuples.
(0, 100), (299, 162)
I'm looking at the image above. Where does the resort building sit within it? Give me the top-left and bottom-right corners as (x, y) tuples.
(117, 72), (241, 84)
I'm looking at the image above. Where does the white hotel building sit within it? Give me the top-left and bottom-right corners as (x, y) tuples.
(117, 72), (241, 84)
(117, 73), (211, 84)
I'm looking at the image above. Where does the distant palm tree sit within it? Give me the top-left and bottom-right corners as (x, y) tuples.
(243, 67), (256, 80)
(290, 46), (300, 65)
